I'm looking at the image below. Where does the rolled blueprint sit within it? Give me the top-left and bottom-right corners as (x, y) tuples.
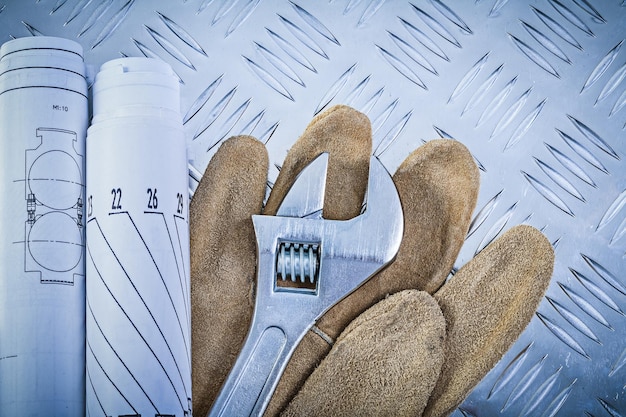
(86, 58), (191, 416)
(0, 37), (88, 415)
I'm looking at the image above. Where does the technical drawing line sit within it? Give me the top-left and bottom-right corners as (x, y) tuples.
(107, 211), (188, 348)
(142, 211), (190, 345)
(125, 212), (191, 369)
(87, 221), (186, 412)
(87, 300), (159, 414)
(93, 213), (190, 395)
(87, 242), (185, 413)
(40, 278), (76, 284)
(163, 213), (190, 337)
(87, 341), (138, 415)
(86, 366), (108, 417)
(29, 239), (83, 245)
(126, 211), (189, 348)
(0, 63), (85, 77)
(28, 177), (83, 185)
(99, 211), (189, 363)
(173, 215), (191, 363)
(0, 85), (88, 99)
(163, 214), (192, 352)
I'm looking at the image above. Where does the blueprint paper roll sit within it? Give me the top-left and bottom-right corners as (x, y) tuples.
(0, 36), (88, 415)
(86, 58), (191, 416)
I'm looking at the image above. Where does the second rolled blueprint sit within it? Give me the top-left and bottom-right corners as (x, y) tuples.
(85, 58), (191, 416)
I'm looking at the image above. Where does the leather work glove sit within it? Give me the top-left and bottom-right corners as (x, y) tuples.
(190, 105), (554, 417)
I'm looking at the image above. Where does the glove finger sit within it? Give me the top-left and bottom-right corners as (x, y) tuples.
(264, 104), (372, 220)
(424, 225), (554, 417)
(282, 290), (446, 417)
(317, 139), (479, 340)
(190, 135), (268, 416)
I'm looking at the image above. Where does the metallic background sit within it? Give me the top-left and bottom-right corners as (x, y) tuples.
(1, 0), (624, 415)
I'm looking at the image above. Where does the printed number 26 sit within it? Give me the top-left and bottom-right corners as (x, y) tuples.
(147, 188), (158, 209)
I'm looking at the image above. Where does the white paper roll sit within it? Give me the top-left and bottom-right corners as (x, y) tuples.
(0, 36), (88, 416)
(85, 57), (191, 417)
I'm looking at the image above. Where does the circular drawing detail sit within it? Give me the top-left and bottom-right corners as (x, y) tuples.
(28, 150), (82, 210)
(28, 211), (82, 272)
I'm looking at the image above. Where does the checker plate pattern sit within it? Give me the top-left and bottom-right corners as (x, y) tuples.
(1, 1), (624, 415)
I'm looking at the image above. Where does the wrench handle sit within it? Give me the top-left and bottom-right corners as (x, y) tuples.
(208, 324), (291, 417)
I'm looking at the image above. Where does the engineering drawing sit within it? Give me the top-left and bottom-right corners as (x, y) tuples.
(24, 127), (84, 285)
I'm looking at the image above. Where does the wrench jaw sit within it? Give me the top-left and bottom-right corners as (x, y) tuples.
(208, 153), (403, 417)
(275, 152), (328, 219)
(342, 154), (404, 277)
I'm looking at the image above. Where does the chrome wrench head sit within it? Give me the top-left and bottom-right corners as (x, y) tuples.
(257, 152), (403, 302)
(208, 152), (403, 417)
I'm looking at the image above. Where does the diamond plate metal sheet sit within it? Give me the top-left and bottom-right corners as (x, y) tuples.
(1, 1), (625, 415)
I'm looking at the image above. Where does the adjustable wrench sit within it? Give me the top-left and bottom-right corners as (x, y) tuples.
(208, 152), (403, 417)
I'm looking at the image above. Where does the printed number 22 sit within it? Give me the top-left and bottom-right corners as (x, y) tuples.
(111, 188), (122, 210)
